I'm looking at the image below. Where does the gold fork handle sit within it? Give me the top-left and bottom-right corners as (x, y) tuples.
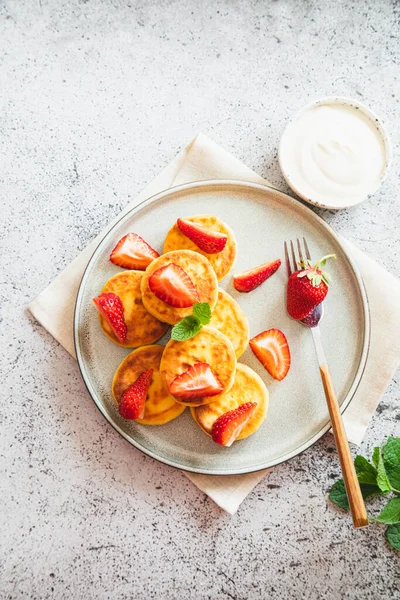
(319, 364), (369, 528)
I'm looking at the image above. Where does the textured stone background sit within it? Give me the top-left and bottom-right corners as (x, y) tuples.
(1, 1), (399, 598)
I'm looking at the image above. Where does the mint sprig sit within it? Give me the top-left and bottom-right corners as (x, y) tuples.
(329, 437), (400, 551)
(171, 302), (212, 342)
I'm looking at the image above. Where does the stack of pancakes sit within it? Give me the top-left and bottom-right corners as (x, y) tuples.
(98, 215), (269, 443)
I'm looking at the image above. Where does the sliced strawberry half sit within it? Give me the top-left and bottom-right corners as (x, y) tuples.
(118, 369), (153, 420)
(149, 263), (200, 308)
(177, 218), (228, 254)
(110, 232), (159, 270)
(169, 362), (224, 399)
(212, 402), (257, 447)
(233, 259), (281, 292)
(93, 292), (127, 344)
(250, 328), (291, 381)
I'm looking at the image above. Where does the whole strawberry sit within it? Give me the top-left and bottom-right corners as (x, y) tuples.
(287, 254), (336, 320)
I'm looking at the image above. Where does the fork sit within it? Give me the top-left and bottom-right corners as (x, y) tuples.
(284, 238), (368, 529)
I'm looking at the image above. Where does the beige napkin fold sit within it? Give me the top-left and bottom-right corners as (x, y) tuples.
(29, 133), (400, 514)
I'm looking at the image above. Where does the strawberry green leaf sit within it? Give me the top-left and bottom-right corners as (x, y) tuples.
(171, 316), (201, 341)
(192, 302), (212, 326)
(375, 498), (400, 525)
(376, 449), (392, 493)
(387, 523), (400, 551)
(354, 455), (378, 485)
(383, 437), (400, 493)
(314, 274), (322, 286)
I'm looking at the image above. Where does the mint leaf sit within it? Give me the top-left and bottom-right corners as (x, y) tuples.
(372, 447), (380, 469)
(329, 480), (349, 510)
(361, 484), (384, 500)
(383, 437), (400, 493)
(329, 479), (381, 511)
(375, 497), (400, 525)
(354, 455), (377, 485)
(376, 448), (392, 493)
(171, 316), (201, 341)
(387, 523), (400, 551)
(192, 302), (212, 326)
(170, 302), (212, 342)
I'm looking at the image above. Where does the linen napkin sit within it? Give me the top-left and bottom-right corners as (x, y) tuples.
(29, 133), (400, 514)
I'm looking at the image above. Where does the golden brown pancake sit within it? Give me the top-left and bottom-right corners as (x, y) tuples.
(163, 214), (237, 280)
(159, 326), (236, 406)
(141, 250), (218, 325)
(112, 345), (186, 425)
(98, 270), (168, 347)
(209, 289), (249, 358)
(191, 363), (268, 439)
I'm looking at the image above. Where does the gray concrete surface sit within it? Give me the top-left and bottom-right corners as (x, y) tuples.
(1, 1), (399, 598)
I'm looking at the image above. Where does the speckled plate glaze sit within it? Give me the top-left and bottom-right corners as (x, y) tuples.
(74, 180), (370, 475)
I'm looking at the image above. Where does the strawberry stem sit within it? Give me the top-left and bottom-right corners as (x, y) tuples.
(297, 253), (336, 287)
(315, 254), (336, 270)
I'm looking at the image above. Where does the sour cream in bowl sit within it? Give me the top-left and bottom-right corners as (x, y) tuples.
(278, 97), (391, 209)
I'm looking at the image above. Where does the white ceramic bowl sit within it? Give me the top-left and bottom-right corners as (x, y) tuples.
(278, 96), (392, 210)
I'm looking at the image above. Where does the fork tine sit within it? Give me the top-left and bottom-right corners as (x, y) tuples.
(284, 241), (292, 276)
(303, 237), (312, 261)
(297, 238), (304, 265)
(290, 240), (297, 271)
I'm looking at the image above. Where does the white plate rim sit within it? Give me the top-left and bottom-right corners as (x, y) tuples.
(74, 179), (371, 475)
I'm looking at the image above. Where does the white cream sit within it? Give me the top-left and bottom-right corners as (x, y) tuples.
(279, 103), (388, 208)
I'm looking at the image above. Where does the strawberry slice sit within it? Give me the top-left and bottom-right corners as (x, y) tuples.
(212, 402), (257, 447)
(118, 369), (153, 420)
(149, 263), (200, 308)
(93, 292), (127, 343)
(110, 233), (159, 270)
(234, 259), (281, 292)
(177, 218), (228, 254)
(250, 329), (291, 381)
(169, 362), (224, 399)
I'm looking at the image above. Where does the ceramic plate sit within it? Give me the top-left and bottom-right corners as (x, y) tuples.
(74, 180), (370, 475)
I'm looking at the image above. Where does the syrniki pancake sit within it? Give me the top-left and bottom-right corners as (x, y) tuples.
(209, 289), (249, 358)
(163, 214), (237, 280)
(98, 270), (168, 347)
(141, 249), (218, 325)
(112, 345), (185, 425)
(160, 326), (237, 406)
(191, 363), (268, 440)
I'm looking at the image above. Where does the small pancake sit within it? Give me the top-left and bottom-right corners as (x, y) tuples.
(98, 271), (168, 347)
(163, 214), (237, 280)
(191, 363), (268, 440)
(141, 250), (218, 325)
(112, 345), (186, 425)
(209, 289), (249, 358)
(160, 326), (236, 406)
